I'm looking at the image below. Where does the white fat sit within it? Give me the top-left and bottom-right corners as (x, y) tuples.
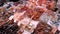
(36, 5), (44, 8)
(9, 15), (14, 20)
(17, 17), (39, 34)
(18, 21), (21, 26)
(30, 20), (39, 28)
(36, 5), (47, 11)
(20, 11), (26, 16)
(22, 30), (31, 34)
(14, 20), (17, 23)
(3, 4), (8, 8)
(17, 17), (31, 26)
(13, 10), (16, 12)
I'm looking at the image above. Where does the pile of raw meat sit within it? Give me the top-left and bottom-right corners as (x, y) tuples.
(0, 0), (60, 34)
